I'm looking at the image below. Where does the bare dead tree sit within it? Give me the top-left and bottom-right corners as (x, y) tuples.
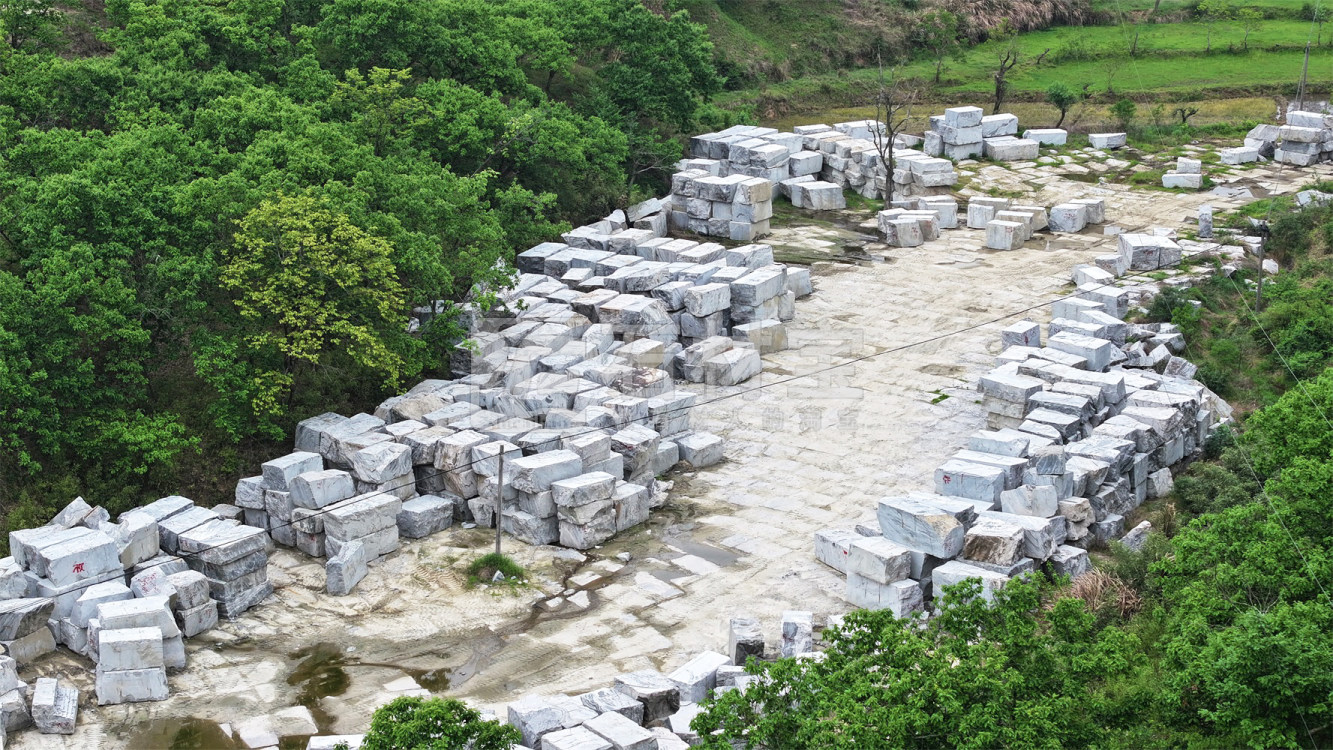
(992, 23), (1022, 115)
(871, 50), (919, 208)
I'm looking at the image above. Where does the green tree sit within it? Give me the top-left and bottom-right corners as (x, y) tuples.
(1109, 97), (1137, 131)
(692, 576), (1138, 749)
(1238, 367), (1333, 479)
(911, 9), (964, 84)
(1, 0), (64, 51)
(217, 194), (410, 434)
(1236, 7), (1264, 50)
(1197, 0), (1232, 53)
(1046, 82), (1078, 128)
(360, 696), (521, 750)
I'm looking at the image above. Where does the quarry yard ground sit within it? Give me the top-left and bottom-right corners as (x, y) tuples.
(18, 151), (1333, 749)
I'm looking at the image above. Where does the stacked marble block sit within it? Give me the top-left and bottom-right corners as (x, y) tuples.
(876, 196), (958, 248)
(818, 271), (1222, 612)
(923, 106), (985, 160)
(1246, 111), (1333, 166)
(1, 495), (240, 669)
(238, 244), (815, 569)
(504, 612), (810, 749)
(967, 196), (1106, 251)
(667, 169), (776, 241)
(1162, 157), (1203, 190)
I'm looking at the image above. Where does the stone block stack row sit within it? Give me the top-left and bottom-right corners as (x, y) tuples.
(875, 195), (1106, 250)
(666, 170), (775, 241)
(686, 119), (960, 207)
(1242, 112), (1333, 166)
(240, 215), (813, 591)
(1, 493), (249, 688)
(924, 106), (986, 160)
(499, 612), (811, 749)
(817, 261), (1227, 614)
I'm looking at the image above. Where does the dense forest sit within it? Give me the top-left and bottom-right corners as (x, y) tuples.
(0, 0), (730, 529)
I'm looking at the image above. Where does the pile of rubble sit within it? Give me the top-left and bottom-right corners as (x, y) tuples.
(486, 611), (815, 750)
(1244, 111), (1333, 166)
(239, 216), (813, 592)
(816, 242), (1228, 615)
(876, 195), (1106, 250)
(0, 495), (266, 739)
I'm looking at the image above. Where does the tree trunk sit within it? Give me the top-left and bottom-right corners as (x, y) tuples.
(1056, 109), (1066, 128)
(1131, 29), (1140, 57)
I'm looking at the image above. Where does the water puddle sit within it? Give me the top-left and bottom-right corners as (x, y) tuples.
(123, 718), (239, 749)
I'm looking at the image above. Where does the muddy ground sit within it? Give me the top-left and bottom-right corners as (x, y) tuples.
(16, 153), (1332, 749)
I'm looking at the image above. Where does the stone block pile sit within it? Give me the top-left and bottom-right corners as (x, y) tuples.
(1243, 111), (1333, 166)
(920, 107), (1056, 164)
(240, 226), (813, 589)
(817, 266), (1226, 614)
(879, 195), (1103, 250)
(0, 494), (260, 738)
(684, 120), (959, 209)
(1162, 157), (1203, 190)
(498, 611), (811, 749)
(665, 170), (776, 241)
(2, 494), (246, 667)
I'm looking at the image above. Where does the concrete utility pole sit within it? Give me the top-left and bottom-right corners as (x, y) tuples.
(495, 450), (504, 556)
(1297, 42), (1312, 112)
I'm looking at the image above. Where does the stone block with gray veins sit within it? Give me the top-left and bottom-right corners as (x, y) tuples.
(349, 441), (412, 484)
(396, 495), (455, 538)
(95, 666), (168, 705)
(261, 451), (323, 491)
(323, 494), (402, 541)
(727, 616), (764, 666)
(962, 518), (1026, 566)
(977, 510), (1064, 559)
(613, 670), (680, 723)
(580, 687), (645, 725)
(585, 710), (656, 750)
(325, 539), (367, 597)
(876, 497), (966, 558)
(542, 726), (613, 750)
(781, 611), (813, 657)
(933, 560), (1011, 603)
(999, 484), (1059, 517)
(32, 676), (78, 734)
(507, 695), (565, 748)
(0, 598), (55, 641)
(668, 650), (730, 703)
(289, 469), (356, 510)
(509, 450), (584, 493)
(847, 537), (911, 584)
(98, 627), (164, 672)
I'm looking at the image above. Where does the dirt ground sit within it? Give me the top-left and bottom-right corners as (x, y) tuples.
(16, 155), (1331, 749)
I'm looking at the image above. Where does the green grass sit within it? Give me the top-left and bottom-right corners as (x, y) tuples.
(465, 552), (526, 586)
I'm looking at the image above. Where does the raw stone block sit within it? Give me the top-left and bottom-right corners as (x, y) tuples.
(668, 650), (730, 703)
(613, 670), (680, 723)
(326, 540), (367, 597)
(32, 677), (77, 735)
(727, 616), (764, 666)
(95, 666), (168, 705)
(877, 497), (965, 557)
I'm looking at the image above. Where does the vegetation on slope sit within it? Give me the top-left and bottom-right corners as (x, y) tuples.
(0, 0), (726, 533)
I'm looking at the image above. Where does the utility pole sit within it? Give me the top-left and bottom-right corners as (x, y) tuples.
(1297, 42), (1312, 111)
(1256, 242), (1266, 312)
(495, 450), (504, 556)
